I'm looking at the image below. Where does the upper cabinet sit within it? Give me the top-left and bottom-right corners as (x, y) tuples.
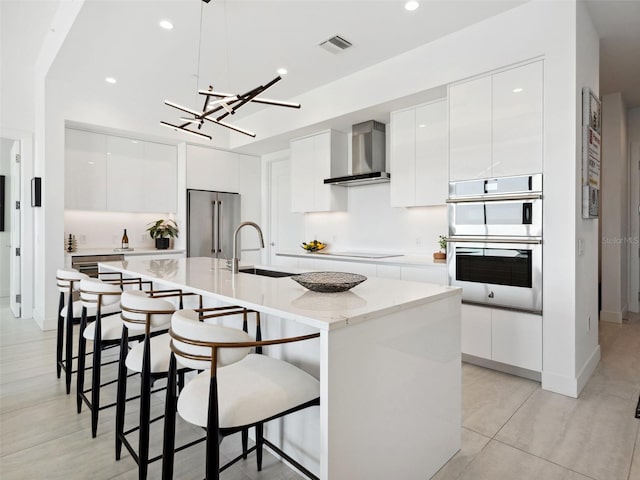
(65, 129), (108, 210)
(65, 129), (177, 213)
(390, 99), (448, 207)
(290, 130), (348, 213)
(449, 61), (543, 181)
(186, 145), (241, 193)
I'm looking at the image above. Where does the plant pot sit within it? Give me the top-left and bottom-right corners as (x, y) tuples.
(155, 237), (170, 250)
(433, 252), (446, 260)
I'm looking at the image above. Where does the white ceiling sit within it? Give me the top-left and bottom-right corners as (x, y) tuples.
(3, 0), (639, 150)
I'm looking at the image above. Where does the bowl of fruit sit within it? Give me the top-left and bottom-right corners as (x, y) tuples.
(301, 240), (327, 253)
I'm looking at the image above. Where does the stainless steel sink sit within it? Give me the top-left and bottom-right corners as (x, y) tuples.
(238, 267), (295, 278)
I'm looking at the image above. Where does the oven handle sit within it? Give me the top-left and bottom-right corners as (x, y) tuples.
(446, 192), (543, 203)
(446, 236), (543, 245)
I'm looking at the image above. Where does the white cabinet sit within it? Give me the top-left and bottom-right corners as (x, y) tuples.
(461, 303), (542, 372)
(106, 137), (177, 213)
(491, 309), (542, 371)
(186, 145), (240, 192)
(290, 130), (348, 213)
(491, 62), (543, 178)
(400, 265), (448, 284)
(65, 129), (177, 213)
(449, 61), (543, 181)
(390, 99), (448, 207)
(449, 76), (492, 181)
(65, 129), (108, 210)
(461, 304), (492, 360)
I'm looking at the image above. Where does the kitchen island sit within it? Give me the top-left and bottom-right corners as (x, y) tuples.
(99, 256), (462, 480)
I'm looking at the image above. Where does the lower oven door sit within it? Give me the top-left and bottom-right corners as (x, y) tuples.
(448, 237), (542, 313)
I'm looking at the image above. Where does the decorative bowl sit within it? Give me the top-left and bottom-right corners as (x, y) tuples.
(301, 240), (327, 252)
(290, 272), (367, 293)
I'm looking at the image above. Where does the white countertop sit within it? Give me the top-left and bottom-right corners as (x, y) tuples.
(66, 248), (185, 257)
(99, 256), (460, 331)
(277, 250), (448, 268)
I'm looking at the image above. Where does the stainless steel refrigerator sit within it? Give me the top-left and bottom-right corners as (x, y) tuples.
(187, 189), (241, 258)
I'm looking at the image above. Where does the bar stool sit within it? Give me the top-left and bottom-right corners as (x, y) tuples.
(161, 308), (321, 480)
(115, 289), (202, 480)
(77, 277), (151, 437)
(55, 269), (121, 394)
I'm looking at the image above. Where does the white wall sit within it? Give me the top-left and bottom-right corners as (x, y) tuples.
(573, 1), (601, 393)
(0, 139), (14, 297)
(304, 185), (447, 255)
(600, 92), (629, 323)
(627, 108), (640, 313)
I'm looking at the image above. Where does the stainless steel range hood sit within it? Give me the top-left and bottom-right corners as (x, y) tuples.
(324, 120), (390, 186)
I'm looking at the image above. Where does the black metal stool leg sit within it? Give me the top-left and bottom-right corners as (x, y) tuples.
(90, 311), (103, 438)
(115, 327), (129, 460)
(77, 307), (88, 413)
(64, 291), (74, 395)
(56, 292), (64, 378)
(256, 423), (264, 471)
(138, 336), (152, 480)
(241, 428), (248, 459)
(161, 354), (178, 480)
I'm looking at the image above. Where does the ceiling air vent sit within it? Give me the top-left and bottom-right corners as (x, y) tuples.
(319, 35), (352, 54)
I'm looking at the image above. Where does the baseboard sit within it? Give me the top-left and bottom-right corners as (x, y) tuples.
(600, 309), (623, 323)
(576, 344), (601, 395)
(461, 354), (541, 382)
(32, 309), (57, 331)
(541, 370), (578, 398)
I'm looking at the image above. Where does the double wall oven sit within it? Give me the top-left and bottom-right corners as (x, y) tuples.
(447, 174), (543, 313)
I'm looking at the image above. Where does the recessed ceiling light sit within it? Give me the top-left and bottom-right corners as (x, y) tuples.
(418, 124), (426, 128)
(105, 77), (117, 84)
(512, 87), (524, 93)
(405, 1), (419, 11)
(159, 20), (174, 30)
(277, 68), (288, 76)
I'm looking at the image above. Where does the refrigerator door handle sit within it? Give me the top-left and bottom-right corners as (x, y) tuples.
(218, 200), (223, 253)
(211, 200), (218, 254)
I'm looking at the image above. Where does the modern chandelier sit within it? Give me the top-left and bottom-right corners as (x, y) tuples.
(161, 1), (300, 141)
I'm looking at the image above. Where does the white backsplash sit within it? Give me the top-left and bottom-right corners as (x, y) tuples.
(64, 210), (178, 249)
(303, 183), (447, 254)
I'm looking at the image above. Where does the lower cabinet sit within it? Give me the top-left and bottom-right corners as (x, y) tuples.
(461, 303), (542, 372)
(400, 266), (448, 284)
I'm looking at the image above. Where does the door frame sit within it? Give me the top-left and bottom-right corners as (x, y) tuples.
(1, 128), (34, 319)
(629, 142), (640, 313)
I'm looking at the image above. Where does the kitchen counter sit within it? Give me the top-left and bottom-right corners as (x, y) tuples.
(277, 250), (447, 268)
(65, 248), (185, 257)
(99, 256), (461, 480)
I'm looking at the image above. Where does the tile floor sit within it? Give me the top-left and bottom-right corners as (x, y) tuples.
(0, 298), (638, 480)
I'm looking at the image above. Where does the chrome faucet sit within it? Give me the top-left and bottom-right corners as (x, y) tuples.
(232, 221), (265, 273)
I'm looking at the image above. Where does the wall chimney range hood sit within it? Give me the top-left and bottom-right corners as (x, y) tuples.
(324, 120), (390, 186)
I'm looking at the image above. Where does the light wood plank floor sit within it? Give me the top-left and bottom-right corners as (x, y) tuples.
(1, 297), (639, 479)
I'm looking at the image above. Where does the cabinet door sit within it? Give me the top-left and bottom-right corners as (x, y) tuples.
(390, 108), (416, 207)
(449, 77), (492, 181)
(492, 62), (543, 177)
(415, 99), (448, 205)
(376, 265), (401, 280)
(144, 142), (177, 213)
(400, 266), (448, 284)
(186, 145), (240, 192)
(106, 136), (145, 212)
(461, 304), (492, 360)
(65, 129), (107, 210)
(491, 309), (542, 371)
(290, 136), (315, 213)
(312, 132), (332, 211)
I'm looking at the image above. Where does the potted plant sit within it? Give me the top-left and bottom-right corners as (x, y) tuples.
(146, 219), (179, 250)
(433, 235), (447, 260)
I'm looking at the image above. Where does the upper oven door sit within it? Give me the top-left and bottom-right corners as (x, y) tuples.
(448, 197), (542, 237)
(448, 238), (542, 313)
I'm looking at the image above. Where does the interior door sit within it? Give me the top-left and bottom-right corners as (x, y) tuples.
(269, 159), (304, 266)
(631, 142), (640, 312)
(10, 141), (20, 316)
